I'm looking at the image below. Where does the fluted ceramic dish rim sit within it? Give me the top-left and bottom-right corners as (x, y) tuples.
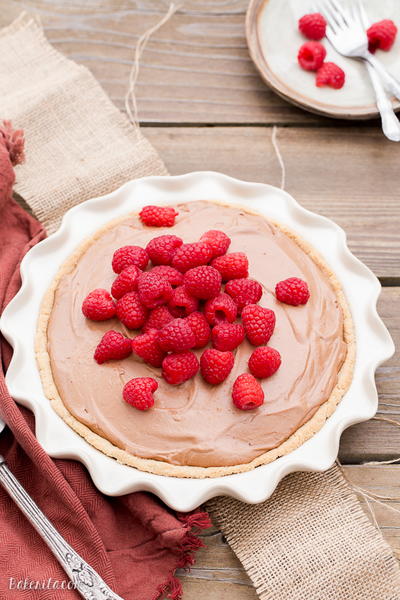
(1, 171), (394, 511)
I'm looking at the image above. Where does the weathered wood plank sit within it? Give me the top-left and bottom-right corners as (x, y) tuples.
(145, 125), (400, 279)
(0, 0), (327, 125)
(178, 466), (400, 599)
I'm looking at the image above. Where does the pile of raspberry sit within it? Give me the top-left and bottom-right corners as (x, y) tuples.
(82, 205), (310, 412)
(297, 13), (397, 89)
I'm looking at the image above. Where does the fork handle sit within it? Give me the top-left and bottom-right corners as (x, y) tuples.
(364, 52), (400, 101)
(365, 62), (400, 142)
(0, 458), (123, 600)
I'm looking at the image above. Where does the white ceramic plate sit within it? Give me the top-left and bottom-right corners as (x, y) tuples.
(247, 0), (400, 118)
(0, 172), (394, 511)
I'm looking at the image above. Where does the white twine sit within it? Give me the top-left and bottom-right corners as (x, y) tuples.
(336, 415), (400, 532)
(271, 125), (286, 190)
(125, 3), (181, 130)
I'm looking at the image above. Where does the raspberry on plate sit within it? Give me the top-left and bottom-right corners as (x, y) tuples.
(146, 235), (183, 265)
(183, 265), (222, 299)
(168, 285), (199, 317)
(204, 293), (238, 326)
(200, 349), (234, 385)
(367, 19), (398, 53)
(316, 62), (345, 89)
(116, 291), (147, 329)
(112, 245), (149, 273)
(171, 242), (213, 273)
(137, 271), (173, 309)
(111, 265), (141, 299)
(299, 13), (327, 41)
(150, 265), (184, 287)
(248, 346), (281, 379)
(241, 304), (276, 346)
(298, 41), (326, 71)
(186, 311), (211, 348)
(143, 305), (174, 332)
(275, 277), (310, 306)
(162, 351), (199, 385)
(211, 322), (245, 352)
(199, 230), (231, 258)
(232, 373), (264, 411)
(139, 205), (178, 227)
(132, 328), (166, 368)
(158, 318), (196, 353)
(225, 278), (262, 312)
(211, 252), (248, 281)
(82, 289), (116, 321)
(123, 377), (158, 411)
(94, 330), (132, 364)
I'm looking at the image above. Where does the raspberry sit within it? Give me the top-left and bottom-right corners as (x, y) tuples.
(82, 289), (116, 321)
(199, 230), (231, 258)
(137, 271), (173, 309)
(183, 265), (222, 299)
(112, 245), (149, 273)
(211, 252), (248, 281)
(241, 304), (276, 346)
(162, 351), (199, 385)
(316, 62), (345, 89)
(158, 318), (196, 353)
(232, 374), (264, 410)
(367, 19), (397, 53)
(212, 322), (245, 352)
(150, 265), (183, 287)
(248, 346), (281, 379)
(225, 278), (262, 312)
(116, 291), (147, 329)
(186, 311), (211, 348)
(204, 293), (238, 326)
(132, 329), (166, 368)
(94, 330), (132, 364)
(298, 41), (326, 71)
(275, 277), (310, 306)
(146, 235), (183, 265)
(298, 13), (327, 40)
(123, 377), (158, 411)
(139, 205), (178, 227)
(200, 349), (234, 385)
(171, 242), (213, 273)
(111, 265), (140, 299)
(143, 306), (174, 332)
(168, 286), (199, 317)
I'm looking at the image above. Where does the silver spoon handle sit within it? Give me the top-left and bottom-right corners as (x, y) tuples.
(365, 62), (400, 142)
(0, 457), (124, 600)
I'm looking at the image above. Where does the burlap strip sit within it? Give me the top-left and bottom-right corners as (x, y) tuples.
(1, 13), (400, 600)
(0, 13), (167, 234)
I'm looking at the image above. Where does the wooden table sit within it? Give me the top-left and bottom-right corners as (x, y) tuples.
(3, 1), (399, 597)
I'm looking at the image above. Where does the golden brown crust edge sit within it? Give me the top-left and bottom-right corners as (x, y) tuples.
(35, 200), (356, 479)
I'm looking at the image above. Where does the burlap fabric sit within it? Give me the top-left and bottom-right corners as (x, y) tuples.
(1, 13), (399, 600)
(0, 14), (167, 234)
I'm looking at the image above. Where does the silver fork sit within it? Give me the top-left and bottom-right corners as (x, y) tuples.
(355, 0), (400, 141)
(316, 0), (400, 100)
(0, 418), (124, 600)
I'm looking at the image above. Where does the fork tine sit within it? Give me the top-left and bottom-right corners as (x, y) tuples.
(325, 0), (347, 28)
(316, 0), (339, 33)
(356, 0), (370, 29)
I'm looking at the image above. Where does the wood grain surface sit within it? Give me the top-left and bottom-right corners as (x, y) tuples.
(2, 0), (399, 596)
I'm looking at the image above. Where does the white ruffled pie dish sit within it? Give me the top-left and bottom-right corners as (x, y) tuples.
(0, 172), (394, 511)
